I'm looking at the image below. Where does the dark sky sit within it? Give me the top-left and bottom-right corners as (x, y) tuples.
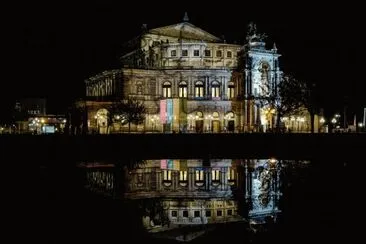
(2, 2), (366, 120)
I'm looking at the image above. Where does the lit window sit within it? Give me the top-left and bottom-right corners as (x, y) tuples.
(195, 81), (204, 98)
(216, 50), (222, 57)
(211, 82), (220, 98)
(179, 82), (187, 98)
(204, 50), (211, 57)
(194, 50), (200, 56)
(227, 51), (232, 58)
(182, 50), (188, 56)
(163, 82), (171, 98)
(228, 82), (235, 99)
(171, 50), (176, 57)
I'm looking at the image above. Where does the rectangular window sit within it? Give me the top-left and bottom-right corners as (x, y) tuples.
(172, 210), (178, 217)
(211, 87), (220, 98)
(183, 211), (189, 217)
(195, 87), (204, 98)
(194, 50), (199, 56)
(163, 87), (171, 98)
(206, 210), (211, 217)
(194, 211), (200, 217)
(182, 50), (188, 56)
(204, 50), (211, 57)
(171, 50), (176, 57)
(179, 87), (187, 98)
(217, 210), (222, 216)
(227, 51), (232, 58)
(228, 87), (235, 99)
(216, 50), (222, 57)
(227, 209), (232, 216)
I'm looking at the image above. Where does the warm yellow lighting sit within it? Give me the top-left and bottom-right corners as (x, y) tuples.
(41, 119), (45, 123)
(320, 118), (325, 123)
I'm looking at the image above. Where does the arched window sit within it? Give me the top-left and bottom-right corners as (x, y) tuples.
(195, 81), (204, 98)
(228, 82), (235, 99)
(211, 81), (220, 98)
(179, 81), (187, 98)
(162, 82), (171, 98)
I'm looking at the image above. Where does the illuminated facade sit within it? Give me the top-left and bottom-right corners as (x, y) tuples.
(84, 14), (282, 133)
(85, 158), (282, 232)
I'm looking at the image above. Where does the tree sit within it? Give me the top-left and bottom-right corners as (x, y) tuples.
(110, 97), (146, 133)
(258, 75), (308, 132)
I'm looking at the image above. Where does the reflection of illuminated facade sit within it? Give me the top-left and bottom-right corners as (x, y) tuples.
(83, 14), (283, 133)
(245, 159), (281, 221)
(85, 158), (282, 232)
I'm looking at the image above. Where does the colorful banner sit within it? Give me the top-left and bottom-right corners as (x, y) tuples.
(160, 100), (167, 124)
(167, 159), (173, 169)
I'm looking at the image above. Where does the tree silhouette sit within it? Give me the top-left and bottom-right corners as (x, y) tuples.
(258, 75), (307, 132)
(109, 97), (146, 133)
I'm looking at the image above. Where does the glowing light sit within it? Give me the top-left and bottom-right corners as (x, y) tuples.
(320, 118), (325, 123)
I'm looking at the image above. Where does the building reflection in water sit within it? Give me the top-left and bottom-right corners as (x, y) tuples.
(83, 158), (288, 238)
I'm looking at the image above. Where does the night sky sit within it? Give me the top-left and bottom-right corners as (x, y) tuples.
(2, 2), (365, 121)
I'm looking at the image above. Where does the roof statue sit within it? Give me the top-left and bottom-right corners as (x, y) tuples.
(183, 12), (189, 22)
(246, 22), (267, 43)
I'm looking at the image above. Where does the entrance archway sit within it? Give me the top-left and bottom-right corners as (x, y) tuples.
(195, 111), (204, 133)
(95, 108), (109, 134)
(225, 112), (235, 132)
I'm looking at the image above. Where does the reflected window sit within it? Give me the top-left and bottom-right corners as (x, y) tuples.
(179, 171), (188, 186)
(194, 211), (200, 217)
(195, 170), (205, 186)
(179, 171), (187, 181)
(179, 81), (187, 98)
(163, 170), (172, 181)
(163, 170), (172, 186)
(228, 168), (235, 185)
(137, 173), (143, 187)
(163, 82), (172, 98)
(212, 169), (220, 185)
